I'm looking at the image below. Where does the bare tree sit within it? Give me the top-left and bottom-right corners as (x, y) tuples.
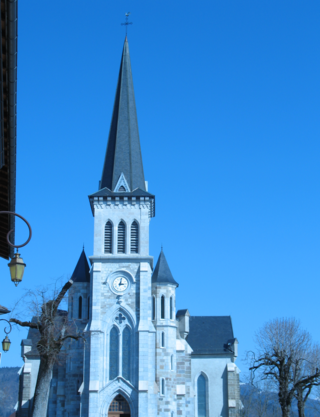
(249, 318), (320, 417)
(293, 344), (320, 417)
(10, 279), (83, 417)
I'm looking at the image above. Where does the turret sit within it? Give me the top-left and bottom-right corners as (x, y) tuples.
(68, 249), (91, 321)
(152, 249), (178, 412)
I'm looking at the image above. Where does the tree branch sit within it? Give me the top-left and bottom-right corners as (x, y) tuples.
(52, 279), (73, 314)
(10, 318), (38, 329)
(60, 334), (84, 343)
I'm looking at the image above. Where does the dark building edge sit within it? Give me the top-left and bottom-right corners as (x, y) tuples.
(0, 0), (17, 259)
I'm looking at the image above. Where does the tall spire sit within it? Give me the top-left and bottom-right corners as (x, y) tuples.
(100, 38), (146, 192)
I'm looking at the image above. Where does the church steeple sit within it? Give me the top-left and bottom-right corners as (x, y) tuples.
(100, 37), (146, 192)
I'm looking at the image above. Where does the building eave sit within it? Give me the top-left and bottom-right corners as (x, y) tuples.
(0, 0), (17, 259)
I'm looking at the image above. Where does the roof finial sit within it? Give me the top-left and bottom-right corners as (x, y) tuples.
(161, 244), (163, 252)
(121, 12), (132, 37)
(83, 243), (85, 251)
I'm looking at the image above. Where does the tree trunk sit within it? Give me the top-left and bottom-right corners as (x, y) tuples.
(32, 356), (55, 417)
(279, 404), (291, 417)
(297, 399), (305, 417)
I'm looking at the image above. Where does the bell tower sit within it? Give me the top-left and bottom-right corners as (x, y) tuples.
(81, 38), (157, 417)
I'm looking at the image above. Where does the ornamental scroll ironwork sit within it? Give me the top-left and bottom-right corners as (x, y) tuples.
(0, 318), (12, 335)
(0, 211), (32, 249)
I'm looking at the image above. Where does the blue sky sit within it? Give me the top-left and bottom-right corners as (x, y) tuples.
(1, 0), (320, 375)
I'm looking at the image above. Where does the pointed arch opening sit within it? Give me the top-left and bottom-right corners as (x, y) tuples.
(108, 394), (131, 416)
(122, 327), (131, 382)
(197, 373), (208, 417)
(87, 296), (90, 319)
(161, 331), (165, 348)
(109, 327), (119, 380)
(70, 297), (73, 319)
(161, 295), (165, 319)
(170, 296), (173, 320)
(105, 221), (113, 254)
(130, 221), (139, 253)
(152, 296), (156, 320)
(78, 296), (82, 319)
(118, 221), (126, 253)
(160, 378), (165, 396)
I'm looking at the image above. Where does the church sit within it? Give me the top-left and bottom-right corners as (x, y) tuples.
(16, 38), (241, 417)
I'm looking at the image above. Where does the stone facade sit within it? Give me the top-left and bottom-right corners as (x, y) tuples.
(15, 37), (241, 417)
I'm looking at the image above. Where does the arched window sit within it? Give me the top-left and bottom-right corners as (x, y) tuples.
(197, 374), (207, 417)
(78, 296), (82, 319)
(161, 295), (165, 319)
(161, 378), (165, 396)
(87, 296), (90, 319)
(170, 355), (174, 370)
(70, 297), (73, 319)
(130, 221), (139, 253)
(118, 221), (126, 253)
(122, 327), (131, 381)
(109, 327), (119, 380)
(152, 296), (156, 320)
(161, 332), (165, 348)
(170, 297), (173, 320)
(104, 221), (113, 253)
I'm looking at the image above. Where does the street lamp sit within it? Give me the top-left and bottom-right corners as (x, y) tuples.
(0, 211), (32, 285)
(0, 319), (12, 352)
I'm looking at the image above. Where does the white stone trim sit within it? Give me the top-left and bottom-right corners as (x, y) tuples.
(114, 173), (130, 192)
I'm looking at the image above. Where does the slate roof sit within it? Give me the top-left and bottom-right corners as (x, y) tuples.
(152, 250), (179, 287)
(0, 304), (10, 315)
(176, 309), (189, 318)
(100, 37), (145, 192)
(71, 249), (90, 283)
(89, 187), (154, 199)
(187, 316), (234, 355)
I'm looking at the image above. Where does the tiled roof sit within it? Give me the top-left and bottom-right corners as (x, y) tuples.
(152, 250), (179, 287)
(187, 316), (234, 355)
(100, 37), (145, 192)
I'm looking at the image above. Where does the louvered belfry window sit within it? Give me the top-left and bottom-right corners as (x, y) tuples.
(104, 221), (113, 253)
(130, 221), (139, 253)
(118, 221), (126, 253)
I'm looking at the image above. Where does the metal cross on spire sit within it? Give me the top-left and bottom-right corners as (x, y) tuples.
(121, 12), (132, 36)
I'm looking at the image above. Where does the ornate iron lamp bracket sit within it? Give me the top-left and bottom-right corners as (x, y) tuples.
(0, 211), (32, 249)
(0, 318), (12, 335)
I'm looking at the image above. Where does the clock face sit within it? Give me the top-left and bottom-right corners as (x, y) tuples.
(113, 277), (129, 292)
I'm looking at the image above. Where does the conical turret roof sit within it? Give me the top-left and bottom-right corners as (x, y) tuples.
(152, 249), (179, 287)
(71, 249), (90, 283)
(100, 37), (145, 192)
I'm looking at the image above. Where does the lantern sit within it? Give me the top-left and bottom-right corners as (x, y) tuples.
(2, 335), (11, 352)
(8, 252), (26, 286)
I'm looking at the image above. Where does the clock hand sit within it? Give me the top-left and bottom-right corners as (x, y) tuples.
(119, 278), (124, 286)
